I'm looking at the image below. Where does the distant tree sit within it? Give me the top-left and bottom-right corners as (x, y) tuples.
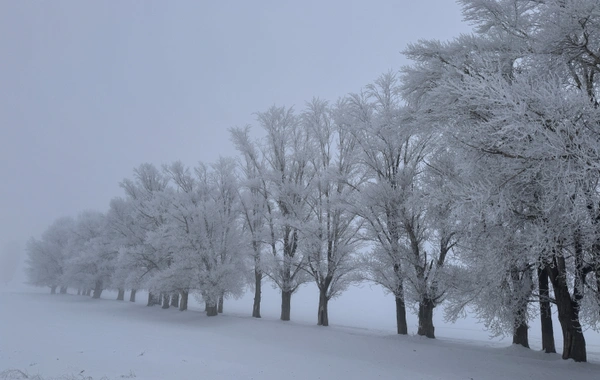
(26, 217), (75, 294)
(62, 210), (110, 299)
(119, 163), (170, 307)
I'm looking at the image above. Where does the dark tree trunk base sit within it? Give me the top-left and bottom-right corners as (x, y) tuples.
(129, 289), (137, 302)
(117, 289), (125, 301)
(50, 286), (57, 294)
(417, 298), (435, 338)
(162, 293), (170, 309)
(147, 292), (159, 306)
(317, 288), (329, 326)
(179, 291), (188, 311)
(59, 286), (67, 294)
(171, 293), (179, 308)
(92, 281), (103, 299)
(395, 296), (408, 335)
(513, 321), (530, 348)
(281, 290), (292, 321)
(252, 269), (262, 318)
(548, 262), (587, 362)
(538, 267), (556, 353)
(218, 296), (223, 313)
(206, 304), (218, 316)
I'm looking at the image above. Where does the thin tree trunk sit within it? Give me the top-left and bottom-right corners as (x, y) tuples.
(92, 281), (103, 299)
(395, 296), (408, 335)
(170, 293), (179, 308)
(317, 288), (329, 326)
(50, 286), (57, 294)
(85, 289), (91, 296)
(281, 290), (292, 321)
(129, 289), (137, 302)
(252, 267), (262, 318)
(59, 286), (67, 294)
(77, 289), (81, 295)
(179, 290), (188, 311)
(417, 297), (435, 338)
(538, 267), (556, 353)
(162, 293), (170, 309)
(252, 258), (262, 318)
(218, 295), (224, 313)
(117, 289), (125, 301)
(206, 302), (218, 316)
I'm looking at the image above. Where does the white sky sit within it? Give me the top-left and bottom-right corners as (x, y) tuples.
(0, 1), (472, 253)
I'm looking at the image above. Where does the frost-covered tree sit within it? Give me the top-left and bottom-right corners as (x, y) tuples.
(62, 210), (111, 299)
(301, 98), (364, 326)
(106, 197), (144, 302)
(347, 73), (442, 336)
(119, 163), (171, 307)
(402, 0), (600, 361)
(231, 127), (270, 318)
(233, 106), (313, 321)
(26, 217), (75, 294)
(156, 160), (247, 316)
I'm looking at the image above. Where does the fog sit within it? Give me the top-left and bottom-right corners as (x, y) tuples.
(0, 1), (470, 280)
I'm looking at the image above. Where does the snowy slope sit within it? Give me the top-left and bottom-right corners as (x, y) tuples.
(1, 290), (599, 380)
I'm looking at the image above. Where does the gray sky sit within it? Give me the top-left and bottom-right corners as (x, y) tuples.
(0, 1), (471, 257)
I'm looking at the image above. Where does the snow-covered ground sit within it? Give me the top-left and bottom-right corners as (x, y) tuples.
(1, 284), (600, 380)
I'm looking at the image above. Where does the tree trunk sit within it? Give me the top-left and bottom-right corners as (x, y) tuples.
(129, 289), (137, 302)
(252, 267), (262, 318)
(147, 292), (158, 306)
(170, 293), (179, 308)
(77, 289), (81, 295)
(59, 286), (67, 294)
(117, 289), (125, 301)
(92, 281), (103, 299)
(161, 293), (170, 309)
(179, 290), (188, 311)
(512, 320), (530, 348)
(548, 260), (587, 362)
(538, 267), (556, 353)
(417, 297), (435, 338)
(281, 290), (292, 321)
(206, 302), (218, 316)
(218, 295), (224, 313)
(395, 296), (408, 335)
(317, 288), (329, 326)
(50, 286), (57, 294)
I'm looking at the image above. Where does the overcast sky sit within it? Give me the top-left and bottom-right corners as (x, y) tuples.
(0, 1), (472, 267)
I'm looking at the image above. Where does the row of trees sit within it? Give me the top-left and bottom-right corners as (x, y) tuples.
(27, 0), (600, 362)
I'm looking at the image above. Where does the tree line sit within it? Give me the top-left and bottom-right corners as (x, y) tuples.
(26, 0), (600, 362)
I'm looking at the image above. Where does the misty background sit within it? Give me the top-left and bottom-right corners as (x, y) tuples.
(0, 1), (470, 286)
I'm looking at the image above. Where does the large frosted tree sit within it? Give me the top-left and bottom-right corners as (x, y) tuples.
(402, 0), (600, 361)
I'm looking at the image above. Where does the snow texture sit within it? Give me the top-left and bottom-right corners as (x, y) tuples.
(1, 286), (599, 380)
